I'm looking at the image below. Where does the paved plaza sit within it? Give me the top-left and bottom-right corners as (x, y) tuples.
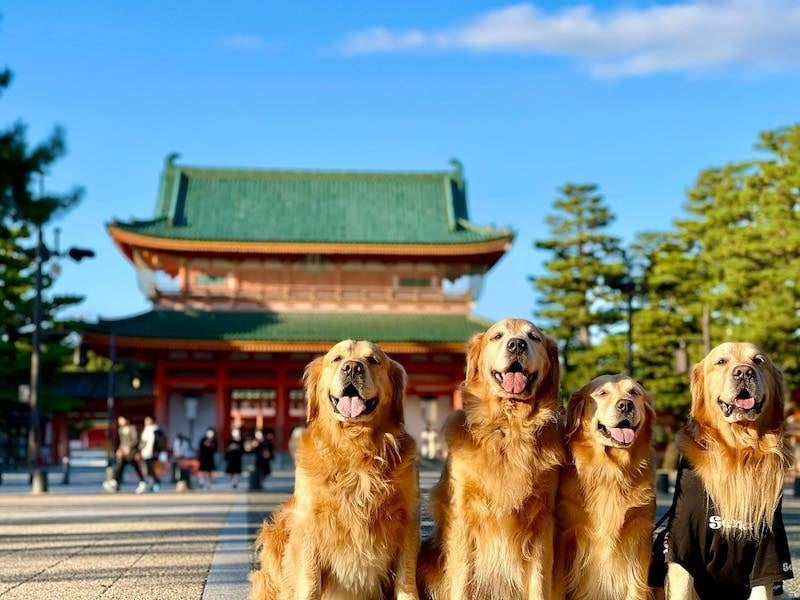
(1, 468), (800, 598)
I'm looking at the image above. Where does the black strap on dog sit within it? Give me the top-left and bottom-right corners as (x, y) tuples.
(648, 460), (685, 588)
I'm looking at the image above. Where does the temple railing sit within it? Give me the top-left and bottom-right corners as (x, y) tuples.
(153, 283), (473, 310)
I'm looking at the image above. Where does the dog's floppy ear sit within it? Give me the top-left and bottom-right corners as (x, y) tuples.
(388, 358), (408, 425)
(303, 356), (324, 423)
(689, 360), (705, 417)
(565, 388), (587, 439)
(465, 331), (485, 383)
(539, 334), (562, 407)
(763, 357), (786, 428)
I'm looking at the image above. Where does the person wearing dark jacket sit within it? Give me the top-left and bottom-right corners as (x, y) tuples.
(197, 427), (218, 490)
(253, 429), (274, 483)
(224, 428), (244, 489)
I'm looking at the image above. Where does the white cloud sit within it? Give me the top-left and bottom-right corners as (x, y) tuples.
(219, 34), (265, 51)
(337, 0), (800, 78)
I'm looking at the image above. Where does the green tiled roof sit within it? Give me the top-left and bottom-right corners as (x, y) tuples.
(89, 310), (490, 344)
(111, 157), (511, 246)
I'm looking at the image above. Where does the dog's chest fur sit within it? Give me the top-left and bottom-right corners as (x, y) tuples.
(306, 444), (410, 598)
(449, 419), (562, 597)
(560, 460), (654, 600)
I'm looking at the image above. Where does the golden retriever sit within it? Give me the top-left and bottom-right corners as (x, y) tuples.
(418, 318), (564, 600)
(555, 374), (656, 600)
(250, 340), (420, 600)
(664, 343), (793, 600)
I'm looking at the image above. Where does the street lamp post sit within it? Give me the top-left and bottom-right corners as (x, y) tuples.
(105, 332), (117, 482)
(185, 396), (198, 444)
(27, 224), (94, 494)
(28, 223), (47, 494)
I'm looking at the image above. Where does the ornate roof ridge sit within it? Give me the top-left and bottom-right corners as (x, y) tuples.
(167, 163), (457, 181)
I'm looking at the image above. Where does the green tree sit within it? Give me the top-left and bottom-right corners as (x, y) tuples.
(0, 67), (84, 409)
(533, 183), (627, 396)
(629, 124), (800, 415)
(680, 125), (800, 390)
(629, 231), (705, 413)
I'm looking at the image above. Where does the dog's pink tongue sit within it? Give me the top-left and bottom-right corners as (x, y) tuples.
(502, 372), (528, 394)
(336, 396), (366, 418)
(609, 428), (635, 444)
(735, 396), (755, 410)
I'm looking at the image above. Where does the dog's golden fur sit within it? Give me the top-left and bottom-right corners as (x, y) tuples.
(250, 340), (419, 600)
(555, 374), (656, 600)
(418, 318), (564, 600)
(665, 343), (793, 600)
(677, 342), (791, 539)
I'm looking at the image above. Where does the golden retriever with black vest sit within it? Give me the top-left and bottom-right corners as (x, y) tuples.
(418, 318), (564, 600)
(250, 340), (419, 600)
(663, 343), (793, 600)
(555, 374), (656, 600)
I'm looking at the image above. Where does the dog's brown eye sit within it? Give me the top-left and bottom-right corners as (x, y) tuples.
(367, 356), (380, 365)
(715, 357), (728, 366)
(753, 355), (765, 365)
(597, 389), (608, 396)
(490, 332), (503, 341)
(332, 356), (343, 363)
(629, 388), (640, 396)
(527, 332), (541, 343)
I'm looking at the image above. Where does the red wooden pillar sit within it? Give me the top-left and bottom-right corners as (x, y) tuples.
(51, 413), (68, 463)
(154, 361), (169, 428)
(215, 365), (227, 439)
(276, 361), (287, 450)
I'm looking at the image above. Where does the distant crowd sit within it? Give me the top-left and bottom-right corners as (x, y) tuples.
(102, 415), (276, 493)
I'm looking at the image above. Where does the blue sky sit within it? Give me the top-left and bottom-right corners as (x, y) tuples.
(2, 0), (799, 323)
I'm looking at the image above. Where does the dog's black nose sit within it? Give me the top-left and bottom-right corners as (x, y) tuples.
(733, 365), (755, 380)
(617, 399), (634, 414)
(506, 338), (528, 353)
(342, 360), (364, 376)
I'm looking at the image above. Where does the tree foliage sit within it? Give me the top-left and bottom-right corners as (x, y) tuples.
(534, 125), (800, 413)
(682, 126), (800, 389)
(0, 67), (85, 410)
(628, 231), (705, 412)
(533, 183), (627, 396)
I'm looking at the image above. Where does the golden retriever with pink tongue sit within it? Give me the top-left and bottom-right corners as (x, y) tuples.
(663, 343), (793, 600)
(418, 318), (564, 600)
(554, 374), (656, 600)
(250, 340), (419, 600)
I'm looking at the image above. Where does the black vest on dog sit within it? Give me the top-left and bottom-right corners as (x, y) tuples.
(651, 457), (792, 599)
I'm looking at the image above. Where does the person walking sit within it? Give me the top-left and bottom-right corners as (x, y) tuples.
(197, 427), (218, 490)
(172, 433), (193, 489)
(224, 428), (244, 489)
(103, 416), (148, 494)
(139, 416), (163, 492)
(253, 429), (274, 485)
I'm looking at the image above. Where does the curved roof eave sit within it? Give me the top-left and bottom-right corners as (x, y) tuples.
(107, 224), (515, 260)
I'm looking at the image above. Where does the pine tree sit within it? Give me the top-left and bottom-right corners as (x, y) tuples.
(533, 183), (627, 396)
(629, 231), (705, 413)
(681, 125), (800, 389)
(631, 124), (800, 413)
(0, 67), (84, 410)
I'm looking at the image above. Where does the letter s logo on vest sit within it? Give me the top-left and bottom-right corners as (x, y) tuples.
(708, 516), (722, 530)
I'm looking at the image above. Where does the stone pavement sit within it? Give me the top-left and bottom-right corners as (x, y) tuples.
(0, 469), (292, 600)
(1, 468), (800, 598)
